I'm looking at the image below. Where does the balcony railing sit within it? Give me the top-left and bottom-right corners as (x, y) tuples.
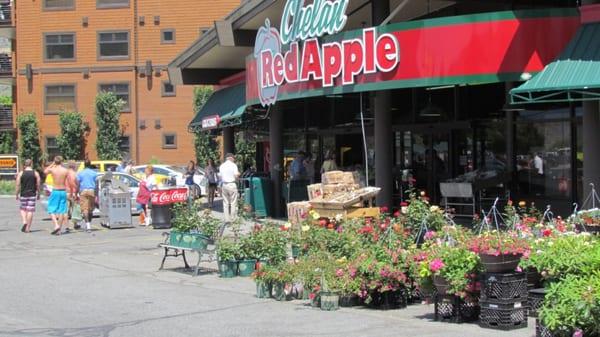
(0, 53), (11, 76)
(0, 1), (11, 27)
(0, 105), (13, 130)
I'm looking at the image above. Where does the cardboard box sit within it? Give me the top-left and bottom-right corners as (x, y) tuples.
(287, 201), (311, 225)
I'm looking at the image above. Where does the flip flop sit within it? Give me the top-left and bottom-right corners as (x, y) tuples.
(51, 228), (61, 235)
(20, 224), (26, 232)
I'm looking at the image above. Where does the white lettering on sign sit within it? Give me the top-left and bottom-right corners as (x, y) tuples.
(151, 188), (188, 205)
(201, 115), (221, 129)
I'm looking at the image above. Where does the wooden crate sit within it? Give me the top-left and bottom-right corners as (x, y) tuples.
(312, 207), (380, 219)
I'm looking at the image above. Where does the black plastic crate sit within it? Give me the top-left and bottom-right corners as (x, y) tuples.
(368, 289), (408, 310)
(481, 272), (528, 302)
(528, 288), (546, 317)
(479, 300), (528, 330)
(536, 319), (554, 337)
(434, 294), (480, 323)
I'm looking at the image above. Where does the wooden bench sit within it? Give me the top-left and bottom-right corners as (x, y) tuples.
(158, 232), (217, 276)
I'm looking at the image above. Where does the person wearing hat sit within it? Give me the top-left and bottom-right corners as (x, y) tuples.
(218, 153), (240, 222)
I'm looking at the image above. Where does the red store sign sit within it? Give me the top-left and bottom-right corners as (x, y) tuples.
(151, 188), (188, 206)
(247, 9), (581, 105)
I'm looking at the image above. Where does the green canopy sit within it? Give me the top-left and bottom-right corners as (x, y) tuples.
(189, 84), (246, 131)
(511, 23), (600, 104)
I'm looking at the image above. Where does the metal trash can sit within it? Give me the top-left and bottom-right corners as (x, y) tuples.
(243, 176), (273, 218)
(99, 173), (133, 229)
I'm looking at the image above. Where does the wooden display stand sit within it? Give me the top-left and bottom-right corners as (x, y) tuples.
(310, 186), (381, 220)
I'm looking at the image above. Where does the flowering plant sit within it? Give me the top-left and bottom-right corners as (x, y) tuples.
(468, 231), (530, 256)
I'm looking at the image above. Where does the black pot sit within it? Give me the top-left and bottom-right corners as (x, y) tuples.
(370, 289), (407, 310)
(576, 223), (600, 234)
(480, 253), (522, 273)
(526, 268), (542, 289)
(339, 294), (360, 307)
(433, 275), (451, 295)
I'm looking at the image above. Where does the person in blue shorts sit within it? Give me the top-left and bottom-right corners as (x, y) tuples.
(44, 156), (69, 235)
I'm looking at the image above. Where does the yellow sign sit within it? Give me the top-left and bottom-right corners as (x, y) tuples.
(0, 158), (16, 168)
(0, 155), (18, 175)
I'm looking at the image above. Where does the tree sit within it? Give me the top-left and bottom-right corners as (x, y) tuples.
(16, 112), (42, 168)
(193, 86), (220, 166)
(57, 111), (86, 160)
(95, 92), (124, 160)
(0, 131), (13, 154)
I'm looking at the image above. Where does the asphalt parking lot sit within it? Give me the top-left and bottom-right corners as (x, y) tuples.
(0, 197), (536, 337)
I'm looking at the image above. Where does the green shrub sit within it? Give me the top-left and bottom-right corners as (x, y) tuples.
(57, 111), (86, 160)
(95, 92), (124, 160)
(0, 180), (15, 195)
(16, 113), (42, 169)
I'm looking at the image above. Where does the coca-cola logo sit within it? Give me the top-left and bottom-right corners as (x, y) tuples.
(151, 188), (188, 205)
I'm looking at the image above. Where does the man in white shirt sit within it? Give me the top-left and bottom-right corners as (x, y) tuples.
(218, 153), (240, 222)
(533, 153), (544, 175)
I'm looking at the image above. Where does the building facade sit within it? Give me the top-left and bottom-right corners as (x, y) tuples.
(14, 0), (240, 164)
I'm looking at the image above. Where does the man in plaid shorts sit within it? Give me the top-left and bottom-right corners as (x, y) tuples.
(15, 159), (40, 233)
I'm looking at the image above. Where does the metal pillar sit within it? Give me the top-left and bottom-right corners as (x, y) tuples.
(269, 104), (284, 218)
(583, 101), (600, 199)
(222, 127), (235, 157)
(373, 0), (392, 207)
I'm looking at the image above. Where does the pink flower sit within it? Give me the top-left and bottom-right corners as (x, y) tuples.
(336, 269), (344, 277)
(424, 230), (437, 240)
(516, 266), (523, 272)
(429, 259), (445, 273)
(380, 206), (389, 213)
(573, 329), (583, 337)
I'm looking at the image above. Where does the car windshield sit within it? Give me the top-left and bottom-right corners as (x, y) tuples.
(166, 166), (185, 174)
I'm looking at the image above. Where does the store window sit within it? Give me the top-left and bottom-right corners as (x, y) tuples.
(45, 84), (76, 114)
(162, 133), (177, 149)
(98, 31), (129, 59)
(161, 81), (176, 97)
(99, 83), (130, 112)
(45, 136), (60, 159)
(44, 33), (75, 61)
(97, 0), (129, 9)
(43, 0), (74, 10)
(515, 108), (572, 209)
(119, 136), (130, 158)
(161, 29), (175, 44)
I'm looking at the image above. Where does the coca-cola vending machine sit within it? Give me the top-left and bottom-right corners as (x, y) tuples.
(150, 187), (188, 229)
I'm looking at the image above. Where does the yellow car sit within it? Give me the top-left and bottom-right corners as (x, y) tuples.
(43, 160), (121, 194)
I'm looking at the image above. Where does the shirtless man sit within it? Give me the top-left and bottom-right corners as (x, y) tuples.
(44, 156), (69, 235)
(65, 161), (79, 230)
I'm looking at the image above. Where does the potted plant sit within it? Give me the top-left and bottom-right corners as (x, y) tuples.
(539, 273), (600, 337)
(170, 203), (211, 250)
(469, 231), (529, 273)
(571, 209), (600, 234)
(426, 244), (481, 298)
(216, 239), (239, 278)
(251, 266), (273, 299)
(238, 235), (258, 277)
(269, 264), (295, 301)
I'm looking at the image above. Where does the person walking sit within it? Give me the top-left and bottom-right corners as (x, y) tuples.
(289, 151), (307, 180)
(15, 159), (40, 233)
(44, 156), (69, 235)
(136, 165), (157, 226)
(65, 161), (79, 231)
(76, 160), (98, 233)
(205, 158), (218, 208)
(219, 153), (240, 222)
(304, 152), (315, 183)
(185, 160), (197, 201)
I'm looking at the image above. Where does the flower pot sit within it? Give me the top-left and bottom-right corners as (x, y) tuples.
(256, 281), (271, 298)
(339, 294), (359, 307)
(169, 230), (183, 246)
(576, 223), (600, 234)
(320, 292), (340, 311)
(526, 268), (542, 289)
(237, 259), (257, 277)
(218, 260), (238, 278)
(186, 233), (211, 250)
(480, 253), (523, 273)
(291, 245), (300, 258)
(433, 275), (451, 295)
(271, 282), (292, 301)
(310, 293), (321, 307)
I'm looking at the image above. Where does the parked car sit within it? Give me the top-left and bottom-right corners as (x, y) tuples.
(130, 164), (207, 196)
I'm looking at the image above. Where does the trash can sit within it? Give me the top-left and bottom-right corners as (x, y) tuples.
(286, 179), (309, 203)
(243, 177), (273, 218)
(150, 187), (188, 229)
(99, 173), (133, 229)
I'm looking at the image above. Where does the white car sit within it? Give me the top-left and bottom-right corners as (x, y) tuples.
(131, 164), (207, 197)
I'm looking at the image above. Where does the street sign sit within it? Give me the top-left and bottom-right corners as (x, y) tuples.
(0, 155), (18, 176)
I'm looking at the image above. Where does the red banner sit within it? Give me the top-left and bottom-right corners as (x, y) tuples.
(247, 10), (580, 104)
(151, 188), (188, 206)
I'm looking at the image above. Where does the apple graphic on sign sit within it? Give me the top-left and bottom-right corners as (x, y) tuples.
(254, 19), (281, 106)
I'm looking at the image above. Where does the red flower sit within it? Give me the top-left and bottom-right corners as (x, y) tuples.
(393, 211), (400, 217)
(318, 219), (328, 227)
(542, 228), (552, 237)
(400, 201), (408, 207)
(380, 206), (389, 213)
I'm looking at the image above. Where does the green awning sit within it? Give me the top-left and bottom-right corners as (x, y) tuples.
(511, 23), (600, 104)
(189, 84), (246, 131)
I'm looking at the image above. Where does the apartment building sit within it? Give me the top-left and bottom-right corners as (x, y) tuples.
(13, 0), (239, 164)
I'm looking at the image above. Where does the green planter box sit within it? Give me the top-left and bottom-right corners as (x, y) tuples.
(320, 292), (340, 311)
(186, 233), (210, 250)
(238, 259), (257, 277)
(256, 281), (271, 298)
(169, 231), (184, 246)
(218, 260), (238, 278)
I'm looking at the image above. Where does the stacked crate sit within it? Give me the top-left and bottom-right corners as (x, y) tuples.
(479, 272), (529, 330)
(434, 294), (479, 323)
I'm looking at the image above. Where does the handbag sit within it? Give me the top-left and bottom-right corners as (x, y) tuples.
(71, 203), (83, 222)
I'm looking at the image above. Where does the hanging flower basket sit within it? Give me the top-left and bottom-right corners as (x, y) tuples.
(433, 275), (451, 295)
(479, 253), (522, 273)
